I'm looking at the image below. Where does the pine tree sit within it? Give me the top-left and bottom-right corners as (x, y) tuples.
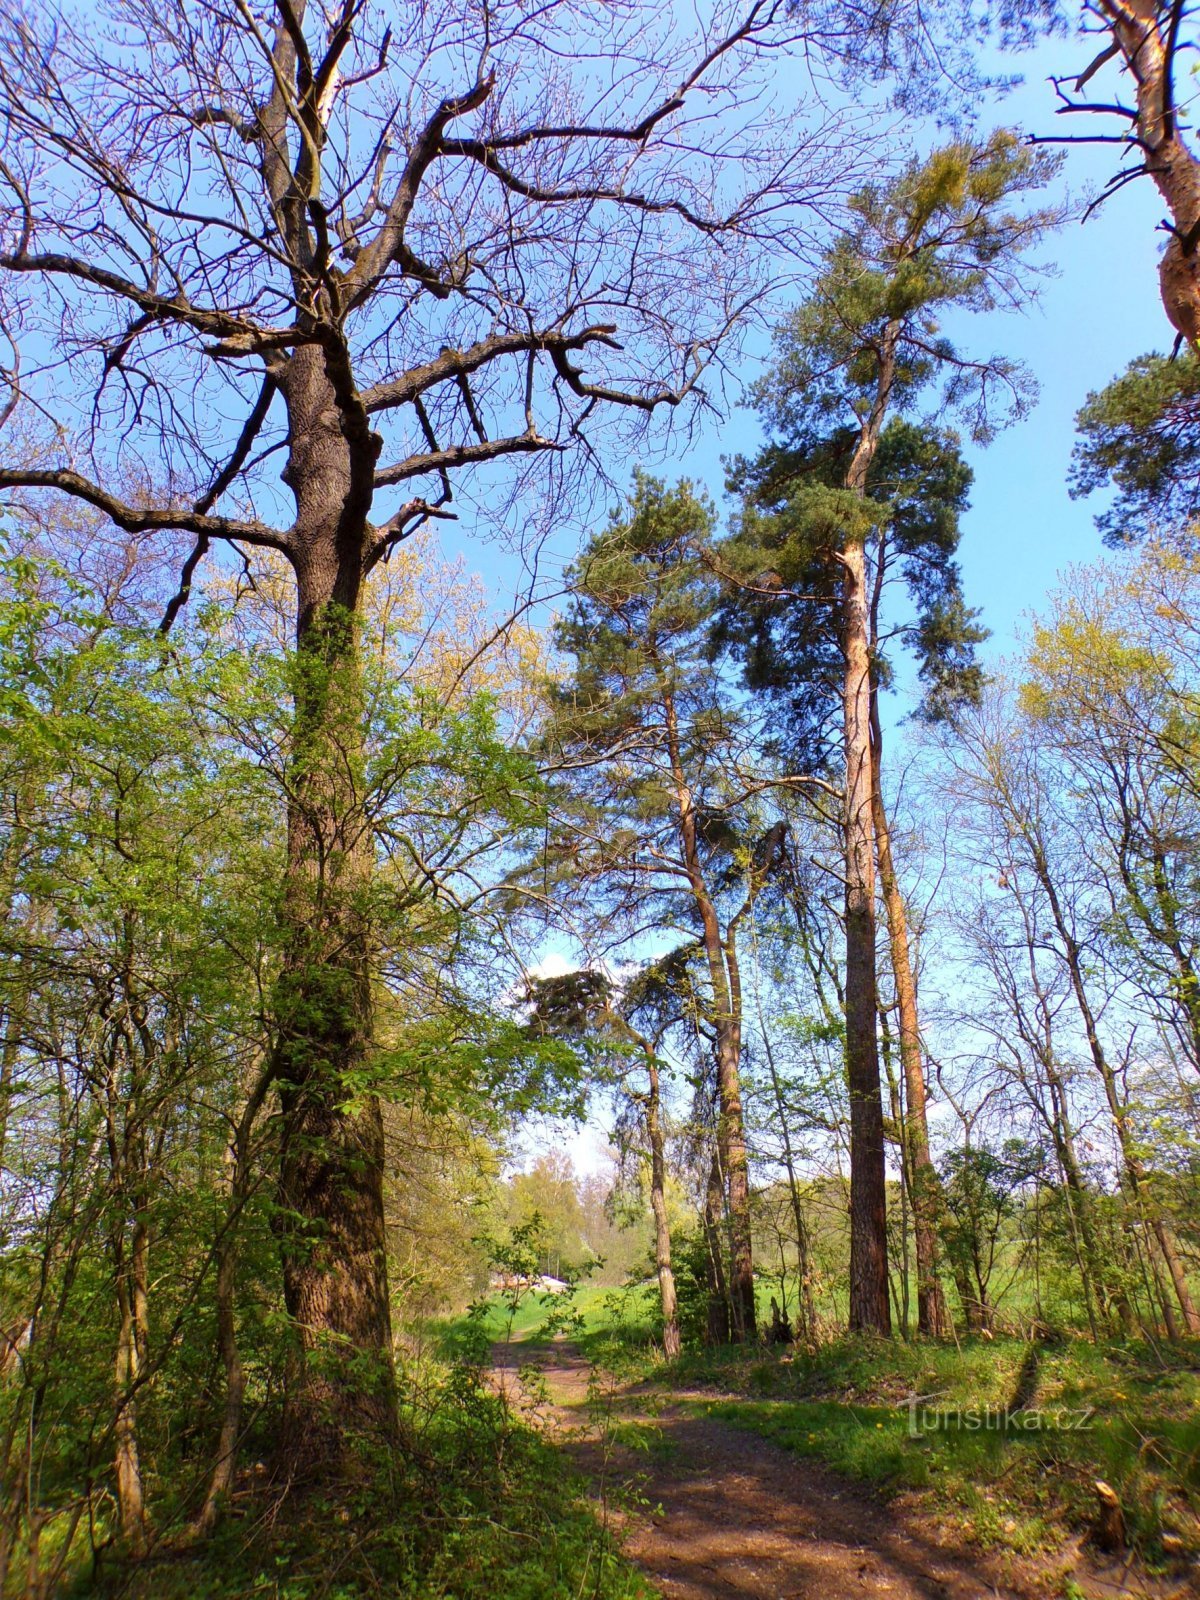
(719, 133), (1060, 1333)
(542, 476), (781, 1340)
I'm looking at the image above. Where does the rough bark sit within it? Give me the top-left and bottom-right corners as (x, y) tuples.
(841, 529), (889, 1334)
(271, 350), (396, 1473)
(1094, 0), (1200, 344)
(836, 321), (900, 1336)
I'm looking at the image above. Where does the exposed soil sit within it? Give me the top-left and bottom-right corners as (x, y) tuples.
(491, 1340), (1193, 1600)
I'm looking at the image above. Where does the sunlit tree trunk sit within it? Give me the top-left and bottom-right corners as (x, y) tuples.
(838, 322), (900, 1336)
(870, 703), (949, 1337)
(112, 1250), (146, 1551)
(1048, 873), (1199, 1335)
(1091, 0), (1200, 344)
(644, 1055), (681, 1359)
(703, 1148), (732, 1345)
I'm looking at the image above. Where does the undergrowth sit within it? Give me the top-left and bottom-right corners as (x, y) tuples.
(59, 1347), (653, 1600)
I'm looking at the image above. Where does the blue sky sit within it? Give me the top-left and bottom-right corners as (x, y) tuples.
(441, 32), (1171, 678)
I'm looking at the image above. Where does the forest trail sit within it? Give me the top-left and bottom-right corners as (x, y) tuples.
(490, 1340), (1145, 1600)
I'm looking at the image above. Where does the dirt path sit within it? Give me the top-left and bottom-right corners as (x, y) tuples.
(491, 1340), (1171, 1600)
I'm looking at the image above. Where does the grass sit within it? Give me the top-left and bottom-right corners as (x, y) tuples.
(684, 1333), (1200, 1565)
(432, 1281), (660, 1365)
(438, 1286), (1200, 1569)
(428, 1283), (1200, 1581)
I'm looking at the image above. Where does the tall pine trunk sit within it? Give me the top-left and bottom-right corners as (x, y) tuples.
(841, 532), (889, 1333)
(837, 321), (899, 1336)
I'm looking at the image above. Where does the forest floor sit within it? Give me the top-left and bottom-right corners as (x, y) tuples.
(490, 1335), (1198, 1600)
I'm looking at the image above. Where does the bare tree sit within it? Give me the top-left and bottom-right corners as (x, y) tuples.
(0, 0), (866, 1474)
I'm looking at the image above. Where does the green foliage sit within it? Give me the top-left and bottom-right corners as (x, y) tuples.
(752, 132), (1060, 445)
(718, 132), (1058, 748)
(1071, 351), (1200, 541)
(78, 1362), (653, 1599)
(723, 417), (984, 745)
(0, 542), (592, 1591)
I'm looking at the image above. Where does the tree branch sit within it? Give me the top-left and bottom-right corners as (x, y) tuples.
(359, 326), (619, 413)
(0, 469), (290, 551)
(374, 427), (563, 486)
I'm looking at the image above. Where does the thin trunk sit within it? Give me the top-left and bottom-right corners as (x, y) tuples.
(0, 1009), (17, 1176)
(0, 788), (32, 1175)
(196, 1239), (245, 1533)
(880, 1010), (909, 1338)
(1050, 1111), (1103, 1341)
(703, 1147), (732, 1345)
(113, 1263), (146, 1552)
(1030, 842), (1199, 1332)
(952, 1257), (985, 1333)
(1149, 848), (1200, 1076)
(870, 705), (949, 1336)
(194, 1059), (277, 1531)
(756, 988), (818, 1341)
(661, 677), (755, 1338)
(645, 1055), (681, 1359)
(718, 926), (756, 1339)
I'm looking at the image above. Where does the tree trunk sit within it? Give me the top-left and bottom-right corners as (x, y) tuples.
(870, 719), (949, 1336)
(272, 351), (396, 1475)
(195, 1236), (245, 1533)
(1028, 840), (1199, 1333)
(113, 1262), (146, 1552)
(759, 1007), (818, 1341)
(951, 1258), (985, 1332)
(662, 677), (756, 1339)
(703, 1147), (732, 1345)
(836, 321), (899, 1338)
(1148, 848), (1200, 1076)
(842, 532), (889, 1334)
(715, 954), (756, 1340)
(645, 1056), (681, 1359)
(1099, 0), (1200, 344)
(194, 1059), (277, 1532)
